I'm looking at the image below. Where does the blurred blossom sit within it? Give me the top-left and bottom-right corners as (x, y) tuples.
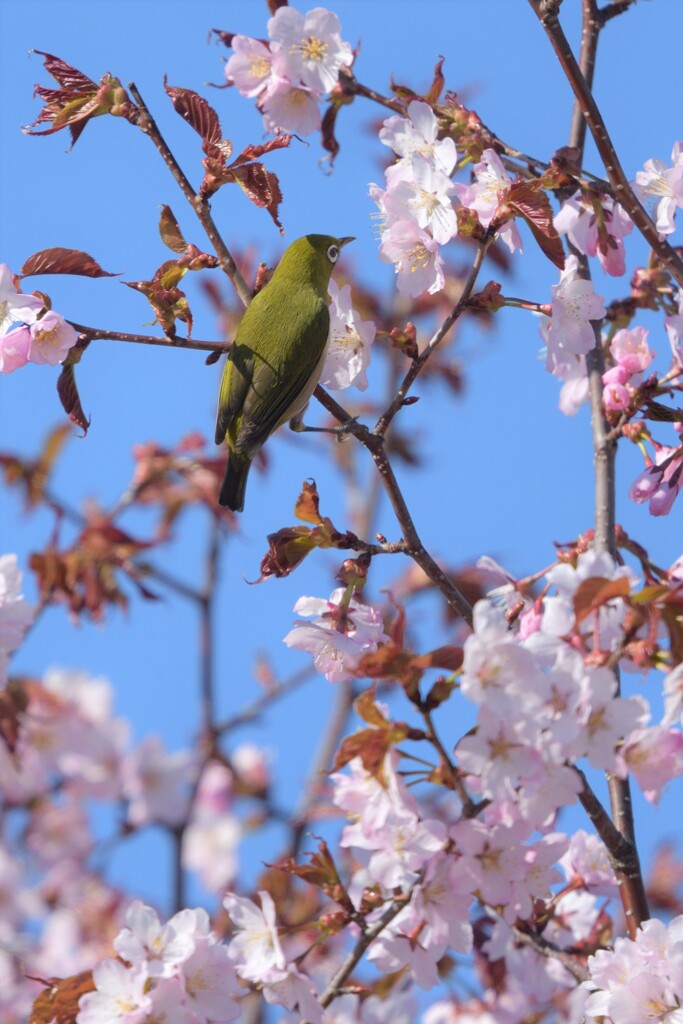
(0, 554), (34, 687)
(122, 735), (196, 827)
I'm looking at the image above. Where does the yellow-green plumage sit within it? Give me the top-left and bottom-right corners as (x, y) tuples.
(215, 234), (353, 511)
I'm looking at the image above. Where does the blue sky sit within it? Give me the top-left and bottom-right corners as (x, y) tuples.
(2, 0), (683, 921)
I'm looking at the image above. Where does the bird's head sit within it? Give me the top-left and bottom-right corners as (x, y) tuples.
(275, 234), (355, 289)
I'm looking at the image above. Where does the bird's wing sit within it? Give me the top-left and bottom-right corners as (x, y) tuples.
(214, 342), (254, 445)
(235, 299), (330, 456)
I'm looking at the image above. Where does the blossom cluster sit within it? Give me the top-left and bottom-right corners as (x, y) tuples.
(0, 263), (78, 374)
(554, 190), (632, 277)
(583, 915), (683, 1023)
(78, 902), (241, 1024)
(370, 100), (458, 297)
(225, 6), (353, 135)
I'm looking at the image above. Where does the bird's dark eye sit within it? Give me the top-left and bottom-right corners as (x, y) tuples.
(327, 244), (340, 263)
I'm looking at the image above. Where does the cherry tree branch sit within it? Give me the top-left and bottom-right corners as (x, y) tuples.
(69, 321), (227, 354)
(128, 82), (253, 308)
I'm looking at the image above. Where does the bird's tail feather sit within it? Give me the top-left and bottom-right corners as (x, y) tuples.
(219, 451), (251, 512)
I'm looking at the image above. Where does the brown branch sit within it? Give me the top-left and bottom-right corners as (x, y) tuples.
(375, 235), (492, 438)
(69, 321), (227, 355)
(314, 387), (474, 627)
(319, 890), (412, 1009)
(127, 82), (252, 309)
(528, 0), (683, 290)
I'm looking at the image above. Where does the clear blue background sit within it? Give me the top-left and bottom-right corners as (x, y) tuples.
(1, 0), (682, 923)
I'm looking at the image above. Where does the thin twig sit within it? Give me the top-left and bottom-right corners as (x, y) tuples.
(128, 82), (252, 308)
(69, 321), (228, 355)
(319, 891), (412, 1009)
(375, 236), (492, 438)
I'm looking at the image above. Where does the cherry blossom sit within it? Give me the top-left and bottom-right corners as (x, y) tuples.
(583, 915), (683, 1023)
(224, 890), (286, 983)
(615, 725), (683, 804)
(260, 74), (322, 135)
(541, 255), (606, 360)
(378, 219), (446, 298)
(283, 587), (388, 683)
(27, 309), (78, 366)
(113, 902), (206, 979)
(662, 663), (683, 727)
(267, 5), (353, 94)
(379, 100), (457, 178)
(77, 959), (152, 1024)
(383, 154), (458, 245)
(629, 444), (683, 516)
(559, 829), (617, 895)
(0, 554), (34, 687)
(665, 290), (683, 366)
(179, 937), (240, 1021)
(554, 190), (633, 276)
(0, 263), (42, 336)
(321, 279), (375, 391)
(225, 36), (273, 97)
(0, 325), (32, 374)
(122, 735), (196, 827)
(453, 147), (523, 252)
(633, 140), (683, 237)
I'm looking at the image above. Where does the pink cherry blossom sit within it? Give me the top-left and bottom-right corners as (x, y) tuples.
(616, 725), (683, 804)
(113, 901), (205, 978)
(554, 190), (632, 276)
(379, 219), (446, 297)
(28, 310), (78, 366)
(224, 890), (286, 983)
(0, 554), (34, 687)
(260, 73), (322, 135)
(611, 325), (655, 374)
(262, 965), (322, 1023)
(0, 324), (31, 374)
(322, 279), (375, 391)
(225, 36), (273, 97)
(0, 263), (43, 335)
(630, 445), (683, 516)
(77, 959), (152, 1024)
(182, 814), (241, 892)
(283, 587), (388, 684)
(542, 255), (607, 359)
(180, 937), (241, 1021)
(560, 829), (617, 895)
(380, 100), (457, 178)
(122, 735), (196, 827)
(665, 290), (683, 366)
(383, 154), (458, 245)
(662, 663), (683, 727)
(267, 6), (353, 94)
(633, 140), (683, 237)
(453, 148), (523, 253)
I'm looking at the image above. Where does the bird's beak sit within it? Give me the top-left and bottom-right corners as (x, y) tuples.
(338, 236), (355, 249)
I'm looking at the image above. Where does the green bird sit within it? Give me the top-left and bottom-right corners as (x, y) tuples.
(215, 233), (354, 511)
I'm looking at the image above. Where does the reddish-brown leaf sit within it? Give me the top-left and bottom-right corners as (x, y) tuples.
(21, 248), (116, 279)
(504, 181), (565, 270)
(158, 205), (188, 254)
(57, 363), (90, 436)
(573, 576), (631, 625)
(229, 162), (284, 233)
(164, 79), (223, 155)
(355, 686), (388, 728)
(425, 56), (446, 105)
(295, 480), (324, 524)
(29, 969), (95, 1024)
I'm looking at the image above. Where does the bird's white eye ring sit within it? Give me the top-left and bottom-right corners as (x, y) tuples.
(327, 244), (340, 263)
